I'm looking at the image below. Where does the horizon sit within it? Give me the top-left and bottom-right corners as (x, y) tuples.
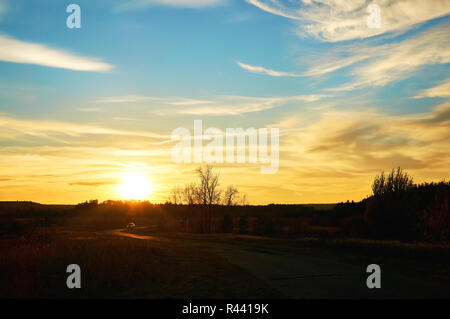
(0, 199), (339, 206)
(0, 0), (449, 205)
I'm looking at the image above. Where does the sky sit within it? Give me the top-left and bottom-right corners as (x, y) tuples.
(0, 0), (449, 204)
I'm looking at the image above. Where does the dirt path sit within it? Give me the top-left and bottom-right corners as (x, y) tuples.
(112, 230), (450, 298)
(109, 228), (168, 241)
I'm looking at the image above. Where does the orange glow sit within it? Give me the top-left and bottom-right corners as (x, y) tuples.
(117, 174), (152, 200)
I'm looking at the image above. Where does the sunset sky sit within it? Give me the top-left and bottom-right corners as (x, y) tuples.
(0, 0), (449, 204)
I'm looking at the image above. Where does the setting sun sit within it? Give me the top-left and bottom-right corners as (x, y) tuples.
(117, 174), (152, 200)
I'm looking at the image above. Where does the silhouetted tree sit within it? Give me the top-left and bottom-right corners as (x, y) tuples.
(223, 185), (239, 206)
(372, 167), (413, 196)
(422, 185), (449, 243)
(183, 183), (197, 205)
(196, 165), (221, 205)
(366, 168), (419, 240)
(170, 186), (183, 205)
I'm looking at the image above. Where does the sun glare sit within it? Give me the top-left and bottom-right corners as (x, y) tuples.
(117, 174), (152, 200)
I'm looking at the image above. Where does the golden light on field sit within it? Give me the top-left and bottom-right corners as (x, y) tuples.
(117, 174), (152, 200)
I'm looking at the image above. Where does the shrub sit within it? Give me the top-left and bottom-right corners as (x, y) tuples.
(422, 187), (449, 243)
(364, 191), (420, 240)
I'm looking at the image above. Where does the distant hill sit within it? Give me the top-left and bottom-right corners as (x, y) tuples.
(0, 201), (74, 214)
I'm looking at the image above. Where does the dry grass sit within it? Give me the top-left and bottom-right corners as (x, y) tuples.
(0, 227), (283, 299)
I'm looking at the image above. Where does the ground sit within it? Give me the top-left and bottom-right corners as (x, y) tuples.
(1, 225), (449, 298)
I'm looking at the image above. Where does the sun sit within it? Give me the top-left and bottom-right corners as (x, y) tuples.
(117, 174), (152, 200)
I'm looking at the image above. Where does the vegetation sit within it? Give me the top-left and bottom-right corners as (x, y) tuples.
(0, 228), (282, 298)
(1, 166), (448, 244)
(0, 165), (448, 298)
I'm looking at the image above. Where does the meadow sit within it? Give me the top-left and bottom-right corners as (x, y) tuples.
(0, 189), (449, 298)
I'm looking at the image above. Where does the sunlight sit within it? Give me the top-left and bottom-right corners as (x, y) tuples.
(117, 174), (152, 200)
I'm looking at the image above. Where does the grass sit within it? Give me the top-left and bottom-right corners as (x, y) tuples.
(129, 227), (450, 285)
(0, 227), (283, 299)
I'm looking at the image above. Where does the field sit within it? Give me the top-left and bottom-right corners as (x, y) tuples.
(1, 200), (449, 299)
(0, 226), (282, 298)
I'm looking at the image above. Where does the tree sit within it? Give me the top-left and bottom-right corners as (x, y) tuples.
(196, 165), (221, 205)
(223, 185), (239, 206)
(372, 167), (413, 196)
(182, 183), (197, 205)
(422, 185), (449, 243)
(170, 186), (183, 204)
(366, 167), (418, 240)
(240, 194), (249, 205)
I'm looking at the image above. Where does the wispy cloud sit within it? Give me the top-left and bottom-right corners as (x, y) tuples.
(300, 54), (371, 77)
(245, 0), (300, 20)
(237, 61), (303, 77)
(115, 0), (224, 11)
(277, 102), (450, 175)
(238, 54), (372, 77)
(0, 34), (114, 72)
(76, 107), (103, 113)
(247, 0), (450, 42)
(97, 94), (330, 115)
(414, 79), (450, 99)
(96, 95), (213, 105)
(327, 23), (450, 91)
(0, 115), (167, 141)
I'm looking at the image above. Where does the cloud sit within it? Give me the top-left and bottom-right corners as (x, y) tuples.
(76, 107), (103, 112)
(247, 0), (450, 42)
(97, 94), (330, 115)
(277, 102), (450, 176)
(412, 102), (450, 125)
(237, 61), (303, 77)
(239, 21), (450, 90)
(300, 53), (371, 77)
(245, 0), (300, 20)
(0, 34), (114, 71)
(115, 0), (224, 11)
(0, 115), (168, 142)
(69, 180), (118, 187)
(238, 55), (371, 78)
(414, 79), (450, 99)
(1, 103), (448, 204)
(327, 23), (450, 90)
(96, 95), (213, 105)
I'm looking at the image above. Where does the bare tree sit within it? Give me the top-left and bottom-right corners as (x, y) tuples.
(182, 183), (197, 205)
(223, 185), (239, 206)
(196, 165), (221, 205)
(170, 186), (183, 204)
(193, 165), (222, 232)
(240, 193), (249, 206)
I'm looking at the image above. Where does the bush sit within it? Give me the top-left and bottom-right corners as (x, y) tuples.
(364, 191), (420, 240)
(422, 187), (449, 243)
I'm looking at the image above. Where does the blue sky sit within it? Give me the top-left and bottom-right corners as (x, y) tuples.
(0, 0), (449, 204)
